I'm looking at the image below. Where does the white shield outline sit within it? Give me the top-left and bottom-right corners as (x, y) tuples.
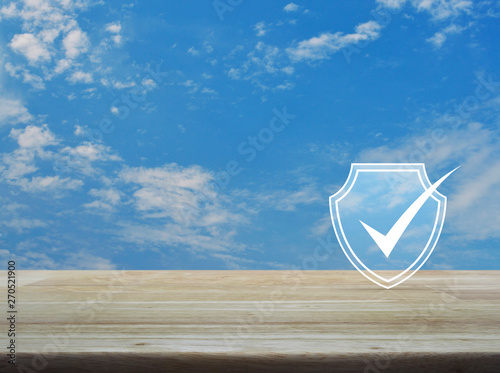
(329, 163), (447, 289)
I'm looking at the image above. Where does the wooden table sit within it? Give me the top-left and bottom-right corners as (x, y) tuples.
(2, 270), (500, 372)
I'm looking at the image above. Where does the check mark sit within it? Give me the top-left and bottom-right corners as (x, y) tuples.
(360, 166), (459, 258)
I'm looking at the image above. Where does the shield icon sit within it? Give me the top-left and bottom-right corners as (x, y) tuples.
(329, 163), (454, 289)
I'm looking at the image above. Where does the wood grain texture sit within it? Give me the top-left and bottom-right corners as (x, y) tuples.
(2, 270), (500, 373)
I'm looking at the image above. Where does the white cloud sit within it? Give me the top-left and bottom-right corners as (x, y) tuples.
(63, 29), (90, 58)
(119, 164), (215, 222)
(14, 250), (116, 270)
(427, 31), (447, 48)
(227, 67), (240, 80)
(117, 222), (240, 253)
(64, 251), (116, 270)
(68, 70), (93, 84)
(61, 142), (121, 162)
(308, 141), (352, 165)
(201, 87), (216, 95)
(254, 22), (267, 37)
(180, 79), (201, 94)
(358, 121), (500, 241)
(1, 218), (47, 232)
(0, 137), (84, 192)
(106, 22), (121, 34)
(0, 2), (17, 17)
(117, 163), (249, 253)
(287, 21), (382, 62)
(74, 125), (85, 136)
(375, 0), (476, 54)
(54, 59), (71, 74)
(227, 0), (477, 84)
(84, 188), (122, 211)
(1, 125), (63, 189)
(18, 175), (83, 192)
(0, 0), (113, 86)
(0, 124), (122, 193)
(377, 0), (473, 20)
(91, 188), (122, 205)
(247, 184), (321, 211)
(412, 0), (473, 20)
(209, 253), (258, 270)
(141, 78), (157, 90)
(226, 42), (295, 87)
(58, 142), (121, 176)
(234, 176), (322, 212)
(284, 3), (299, 12)
(187, 47), (199, 56)
(9, 33), (50, 63)
(274, 81), (295, 90)
(281, 66), (295, 75)
(376, 0), (407, 9)
(203, 41), (214, 54)
(105, 22), (122, 45)
(39, 27), (61, 44)
(5, 62), (45, 90)
(10, 124), (57, 148)
(0, 97), (33, 127)
(426, 23), (467, 48)
(113, 80), (135, 89)
(309, 215), (333, 236)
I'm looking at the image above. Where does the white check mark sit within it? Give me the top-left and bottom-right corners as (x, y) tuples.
(360, 166), (459, 258)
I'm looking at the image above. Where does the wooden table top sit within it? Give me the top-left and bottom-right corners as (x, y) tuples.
(3, 270), (500, 372)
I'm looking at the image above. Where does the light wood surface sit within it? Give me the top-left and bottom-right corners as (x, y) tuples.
(2, 270), (500, 372)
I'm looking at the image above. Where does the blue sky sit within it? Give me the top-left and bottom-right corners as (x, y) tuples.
(0, 0), (499, 270)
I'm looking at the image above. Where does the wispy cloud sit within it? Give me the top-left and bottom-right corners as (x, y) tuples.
(0, 0), (497, 271)
(254, 22), (268, 37)
(1, 0), (124, 90)
(359, 121), (500, 242)
(283, 3), (299, 13)
(1, 218), (47, 233)
(1, 248), (116, 270)
(105, 22), (122, 45)
(225, 42), (294, 89)
(68, 70), (93, 84)
(426, 23), (469, 48)
(249, 185), (322, 211)
(287, 21), (383, 62)
(377, 0), (473, 20)
(0, 124), (121, 193)
(84, 188), (122, 211)
(0, 97), (33, 127)
(5, 63), (45, 90)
